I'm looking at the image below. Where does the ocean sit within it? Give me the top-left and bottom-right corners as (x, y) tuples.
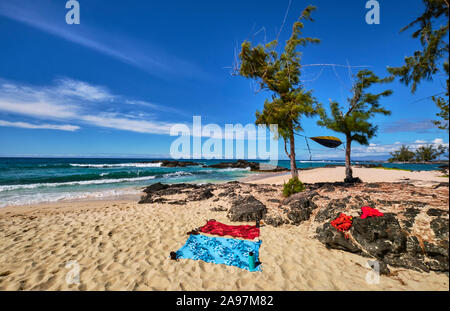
(0, 158), (444, 207)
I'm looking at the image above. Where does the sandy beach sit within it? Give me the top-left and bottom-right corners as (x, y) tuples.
(0, 167), (448, 291)
(242, 166), (448, 186)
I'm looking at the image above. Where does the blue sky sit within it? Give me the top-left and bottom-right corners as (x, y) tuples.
(0, 0), (448, 160)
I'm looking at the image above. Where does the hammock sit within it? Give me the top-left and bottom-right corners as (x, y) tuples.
(174, 234), (262, 271)
(310, 136), (343, 148)
(199, 219), (260, 240)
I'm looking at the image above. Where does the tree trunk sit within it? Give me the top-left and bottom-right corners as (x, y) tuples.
(289, 129), (298, 179)
(345, 135), (353, 181)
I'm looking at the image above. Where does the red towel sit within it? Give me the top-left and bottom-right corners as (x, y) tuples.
(360, 206), (383, 219)
(199, 219), (260, 239)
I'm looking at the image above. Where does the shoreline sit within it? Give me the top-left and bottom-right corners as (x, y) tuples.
(240, 167), (447, 186)
(1, 167), (447, 209)
(0, 167), (448, 291)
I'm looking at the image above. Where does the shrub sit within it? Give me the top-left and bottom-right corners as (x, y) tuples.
(283, 177), (305, 197)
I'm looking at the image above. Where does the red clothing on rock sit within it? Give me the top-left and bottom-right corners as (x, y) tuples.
(360, 206), (384, 219)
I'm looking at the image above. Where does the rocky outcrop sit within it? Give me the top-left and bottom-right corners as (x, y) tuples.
(140, 160), (199, 167)
(317, 215), (408, 274)
(187, 189), (214, 201)
(138, 181), (449, 275)
(139, 182), (214, 204)
(354, 164), (383, 168)
(282, 191), (319, 225)
(316, 209), (449, 274)
(227, 195), (267, 222)
(343, 176), (363, 184)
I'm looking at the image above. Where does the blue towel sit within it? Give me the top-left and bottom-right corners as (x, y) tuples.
(175, 234), (262, 271)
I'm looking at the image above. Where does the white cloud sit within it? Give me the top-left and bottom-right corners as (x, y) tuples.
(56, 79), (114, 102)
(0, 78), (274, 138)
(0, 98), (78, 119)
(125, 100), (186, 116)
(0, 78), (180, 134)
(0, 120), (79, 131)
(81, 114), (173, 135)
(433, 138), (444, 145)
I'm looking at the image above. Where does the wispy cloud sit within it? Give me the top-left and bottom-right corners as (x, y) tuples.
(0, 0), (211, 81)
(124, 100), (187, 116)
(0, 78), (180, 134)
(0, 120), (79, 131)
(56, 79), (115, 102)
(81, 113), (174, 134)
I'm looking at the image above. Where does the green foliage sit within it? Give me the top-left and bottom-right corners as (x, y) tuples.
(317, 70), (392, 179)
(283, 177), (305, 197)
(318, 70), (392, 144)
(387, 0), (449, 131)
(433, 82), (449, 131)
(414, 144), (447, 162)
(388, 145), (416, 162)
(389, 144), (448, 162)
(237, 5), (322, 178)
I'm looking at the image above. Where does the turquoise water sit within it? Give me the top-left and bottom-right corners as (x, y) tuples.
(0, 158), (443, 207)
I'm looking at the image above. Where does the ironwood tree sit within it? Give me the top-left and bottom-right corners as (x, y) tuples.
(317, 70), (393, 182)
(237, 5), (321, 179)
(387, 0), (449, 131)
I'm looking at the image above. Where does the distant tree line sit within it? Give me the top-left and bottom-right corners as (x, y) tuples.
(388, 144), (448, 162)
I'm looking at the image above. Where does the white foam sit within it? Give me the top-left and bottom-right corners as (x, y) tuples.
(0, 188), (142, 207)
(221, 167), (251, 172)
(0, 176), (156, 192)
(162, 171), (194, 178)
(70, 162), (162, 168)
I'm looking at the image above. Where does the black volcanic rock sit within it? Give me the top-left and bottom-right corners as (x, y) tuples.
(187, 189), (214, 201)
(158, 160), (199, 167)
(142, 182), (170, 194)
(316, 222), (361, 253)
(227, 195), (267, 222)
(427, 208), (448, 217)
(344, 177), (363, 184)
(351, 214), (406, 258)
(315, 212), (449, 274)
(278, 191), (320, 225)
(139, 160), (200, 167)
(430, 217), (449, 240)
(208, 160), (257, 170)
(139, 183), (213, 204)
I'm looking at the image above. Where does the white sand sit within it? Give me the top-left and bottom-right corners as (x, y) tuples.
(0, 190), (448, 290)
(244, 167), (447, 186)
